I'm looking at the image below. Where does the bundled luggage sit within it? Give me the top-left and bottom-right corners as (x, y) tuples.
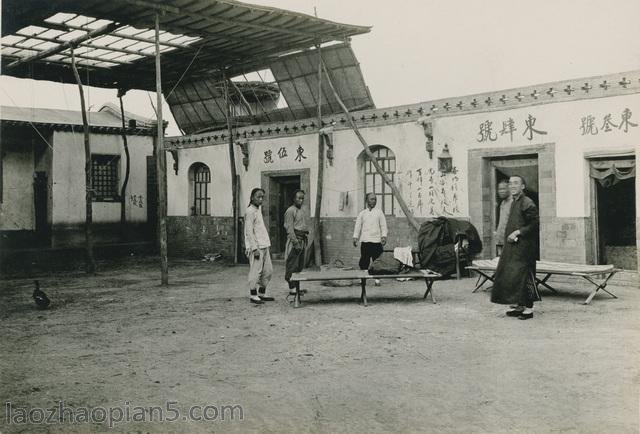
(368, 253), (403, 275)
(417, 217), (482, 277)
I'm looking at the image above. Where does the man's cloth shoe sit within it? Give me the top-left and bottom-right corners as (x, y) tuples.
(506, 309), (524, 317)
(518, 312), (534, 320)
(250, 297), (264, 304)
(259, 295), (275, 301)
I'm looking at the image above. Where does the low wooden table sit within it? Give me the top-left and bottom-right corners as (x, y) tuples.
(289, 269), (442, 307)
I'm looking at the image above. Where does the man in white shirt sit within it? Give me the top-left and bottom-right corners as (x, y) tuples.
(353, 193), (388, 272)
(244, 188), (274, 304)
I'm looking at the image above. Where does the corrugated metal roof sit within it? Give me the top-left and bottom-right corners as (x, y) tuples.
(1, 0), (370, 92)
(166, 77), (287, 134)
(270, 44), (374, 116)
(166, 43), (375, 134)
(0, 105), (157, 136)
(0, 104), (154, 128)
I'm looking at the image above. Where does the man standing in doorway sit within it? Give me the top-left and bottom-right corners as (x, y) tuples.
(244, 188), (274, 304)
(494, 180), (513, 256)
(353, 193), (388, 284)
(284, 189), (310, 296)
(491, 175), (540, 320)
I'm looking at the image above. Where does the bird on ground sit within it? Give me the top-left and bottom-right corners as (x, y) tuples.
(32, 280), (50, 309)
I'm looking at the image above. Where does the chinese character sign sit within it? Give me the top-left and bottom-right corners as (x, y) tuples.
(499, 118), (517, 142)
(294, 145), (306, 162)
(475, 115), (547, 143)
(262, 145), (310, 165)
(264, 150), (273, 164)
(522, 114), (547, 141)
(477, 121), (497, 142)
(578, 108), (637, 135)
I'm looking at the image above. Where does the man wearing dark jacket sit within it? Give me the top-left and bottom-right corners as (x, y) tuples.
(494, 180), (512, 256)
(284, 190), (309, 296)
(491, 175), (540, 320)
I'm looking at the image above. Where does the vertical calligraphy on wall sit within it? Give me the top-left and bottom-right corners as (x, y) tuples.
(399, 165), (462, 217)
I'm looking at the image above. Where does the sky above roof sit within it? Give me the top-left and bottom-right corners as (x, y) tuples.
(1, 0), (639, 136)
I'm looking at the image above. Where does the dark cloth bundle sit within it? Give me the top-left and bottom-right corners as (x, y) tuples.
(368, 253), (403, 275)
(417, 217), (482, 276)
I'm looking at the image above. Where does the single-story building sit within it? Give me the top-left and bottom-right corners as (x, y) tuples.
(0, 104), (158, 252)
(165, 69), (640, 272)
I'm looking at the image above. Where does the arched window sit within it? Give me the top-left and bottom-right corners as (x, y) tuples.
(364, 146), (396, 215)
(188, 163), (211, 215)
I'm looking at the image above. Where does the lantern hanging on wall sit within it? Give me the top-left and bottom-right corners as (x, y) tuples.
(438, 143), (453, 173)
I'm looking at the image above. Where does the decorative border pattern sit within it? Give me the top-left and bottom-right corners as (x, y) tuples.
(1, 120), (156, 136)
(165, 70), (640, 149)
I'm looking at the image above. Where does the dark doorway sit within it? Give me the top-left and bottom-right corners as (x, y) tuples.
(33, 171), (49, 245)
(267, 175), (300, 255)
(595, 177), (636, 270)
(491, 157), (540, 258)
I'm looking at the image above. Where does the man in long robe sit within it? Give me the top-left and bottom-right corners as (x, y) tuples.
(491, 175), (540, 320)
(494, 180), (513, 256)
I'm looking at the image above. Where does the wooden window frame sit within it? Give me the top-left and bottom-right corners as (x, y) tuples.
(192, 163), (211, 216)
(91, 154), (120, 202)
(364, 147), (396, 216)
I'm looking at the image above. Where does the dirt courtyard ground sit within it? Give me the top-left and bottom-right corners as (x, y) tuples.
(1, 256), (639, 433)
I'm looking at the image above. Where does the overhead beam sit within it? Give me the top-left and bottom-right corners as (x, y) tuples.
(3, 42), (130, 65)
(18, 33), (155, 57)
(7, 21), (120, 69)
(40, 21), (192, 50)
(1, 53), (105, 71)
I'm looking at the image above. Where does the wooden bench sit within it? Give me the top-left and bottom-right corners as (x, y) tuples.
(289, 269), (442, 307)
(467, 258), (620, 305)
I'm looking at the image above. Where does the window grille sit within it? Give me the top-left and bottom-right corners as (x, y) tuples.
(91, 154), (120, 201)
(192, 164), (211, 215)
(364, 147), (396, 215)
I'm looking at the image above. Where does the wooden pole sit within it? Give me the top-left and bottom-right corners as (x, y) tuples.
(312, 43), (324, 267)
(155, 13), (169, 284)
(70, 48), (97, 274)
(223, 74), (239, 264)
(117, 89), (131, 240)
(320, 59), (421, 233)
